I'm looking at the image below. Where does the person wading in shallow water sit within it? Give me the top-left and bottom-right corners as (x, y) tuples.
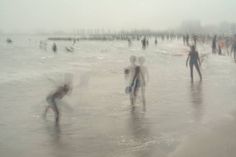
(52, 42), (57, 53)
(124, 56), (137, 110)
(124, 56), (148, 111)
(231, 35), (236, 62)
(137, 56), (149, 111)
(44, 83), (71, 125)
(186, 45), (202, 82)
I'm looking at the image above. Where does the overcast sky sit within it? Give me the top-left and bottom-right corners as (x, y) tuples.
(0, 0), (235, 32)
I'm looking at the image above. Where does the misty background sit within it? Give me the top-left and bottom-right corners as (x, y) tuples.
(0, 0), (236, 33)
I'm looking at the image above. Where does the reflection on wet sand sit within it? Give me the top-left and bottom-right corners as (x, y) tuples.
(190, 81), (204, 122)
(169, 109), (236, 157)
(45, 123), (61, 145)
(44, 122), (70, 157)
(128, 109), (153, 157)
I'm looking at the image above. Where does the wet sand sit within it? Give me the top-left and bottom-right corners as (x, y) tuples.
(1, 36), (236, 157)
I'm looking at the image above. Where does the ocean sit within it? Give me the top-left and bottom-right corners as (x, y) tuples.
(1, 34), (236, 157)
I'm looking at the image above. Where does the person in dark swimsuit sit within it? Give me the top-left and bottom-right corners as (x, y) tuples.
(186, 45), (202, 82)
(212, 35), (217, 54)
(52, 43), (57, 53)
(44, 84), (71, 124)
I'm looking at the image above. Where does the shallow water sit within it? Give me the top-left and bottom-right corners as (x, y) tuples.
(1, 35), (236, 157)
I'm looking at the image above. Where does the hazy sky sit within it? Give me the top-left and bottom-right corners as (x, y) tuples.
(0, 0), (235, 32)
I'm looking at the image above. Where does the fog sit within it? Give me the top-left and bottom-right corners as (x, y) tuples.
(0, 0), (236, 32)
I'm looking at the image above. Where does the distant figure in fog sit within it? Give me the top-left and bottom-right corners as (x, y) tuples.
(44, 83), (72, 125)
(218, 43), (222, 55)
(155, 37), (158, 46)
(225, 37), (231, 55)
(186, 45), (202, 82)
(6, 38), (12, 44)
(40, 40), (47, 51)
(231, 36), (236, 62)
(218, 40), (224, 55)
(212, 35), (217, 54)
(52, 43), (57, 53)
(192, 34), (197, 46)
(183, 35), (186, 45)
(146, 38), (149, 46)
(72, 38), (76, 45)
(141, 37), (147, 49)
(186, 34), (190, 46)
(128, 38), (132, 47)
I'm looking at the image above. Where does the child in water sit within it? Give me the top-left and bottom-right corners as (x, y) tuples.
(44, 83), (71, 124)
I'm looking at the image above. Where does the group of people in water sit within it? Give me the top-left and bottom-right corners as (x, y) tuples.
(182, 33), (236, 60)
(211, 35), (236, 60)
(42, 33), (236, 125)
(39, 40), (76, 54)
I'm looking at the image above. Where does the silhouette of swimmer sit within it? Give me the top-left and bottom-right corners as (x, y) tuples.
(212, 35), (217, 54)
(44, 83), (71, 124)
(192, 34), (197, 46)
(141, 37), (147, 49)
(218, 43), (222, 55)
(124, 56), (137, 109)
(6, 38), (12, 44)
(155, 37), (158, 46)
(186, 45), (202, 82)
(183, 35), (186, 45)
(52, 43), (57, 53)
(186, 34), (190, 46)
(125, 56), (148, 111)
(65, 46), (74, 53)
(128, 38), (132, 47)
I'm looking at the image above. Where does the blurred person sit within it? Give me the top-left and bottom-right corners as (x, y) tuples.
(141, 37), (147, 49)
(193, 34), (197, 46)
(225, 37), (231, 56)
(128, 38), (132, 47)
(44, 82), (72, 125)
(218, 40), (224, 55)
(231, 35), (236, 62)
(52, 42), (57, 53)
(155, 37), (158, 46)
(6, 38), (12, 44)
(186, 45), (202, 82)
(138, 56), (149, 111)
(183, 35), (186, 45)
(124, 56), (137, 110)
(186, 34), (190, 46)
(212, 35), (217, 54)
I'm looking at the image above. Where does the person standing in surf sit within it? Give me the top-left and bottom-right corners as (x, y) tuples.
(138, 56), (149, 111)
(186, 45), (202, 82)
(231, 35), (236, 62)
(52, 42), (57, 53)
(212, 35), (217, 54)
(124, 56), (137, 110)
(124, 56), (148, 111)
